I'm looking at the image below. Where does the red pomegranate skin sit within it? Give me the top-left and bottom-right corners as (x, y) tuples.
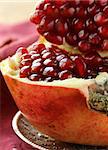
(3, 74), (108, 145)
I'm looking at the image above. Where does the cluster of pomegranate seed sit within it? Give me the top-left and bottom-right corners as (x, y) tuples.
(19, 44), (108, 82)
(31, 0), (108, 53)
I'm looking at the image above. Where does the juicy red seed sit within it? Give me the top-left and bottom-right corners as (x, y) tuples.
(103, 57), (108, 65)
(78, 41), (91, 52)
(55, 19), (69, 36)
(59, 70), (72, 80)
(20, 59), (31, 68)
(30, 10), (44, 24)
(32, 58), (42, 64)
(35, 44), (46, 53)
(103, 6), (108, 16)
(73, 19), (85, 31)
(87, 4), (100, 16)
(74, 56), (87, 78)
(70, 0), (80, 6)
(66, 33), (78, 46)
(21, 54), (31, 60)
(44, 3), (59, 18)
(29, 51), (37, 55)
(80, 0), (94, 6)
(44, 32), (63, 45)
(20, 66), (30, 78)
(89, 33), (101, 45)
(31, 62), (43, 73)
(102, 40), (108, 50)
(29, 74), (41, 81)
(43, 59), (56, 66)
(86, 19), (96, 31)
(78, 30), (89, 40)
(60, 4), (75, 17)
(84, 53), (103, 67)
(43, 67), (57, 77)
(99, 66), (108, 72)
(59, 58), (75, 70)
(44, 77), (53, 82)
(98, 26), (108, 38)
(31, 54), (40, 60)
(94, 12), (108, 26)
(17, 47), (28, 54)
(42, 52), (52, 60)
(76, 6), (87, 18)
(56, 54), (66, 61)
(95, 0), (108, 7)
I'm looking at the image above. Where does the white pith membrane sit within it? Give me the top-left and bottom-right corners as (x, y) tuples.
(0, 38), (108, 114)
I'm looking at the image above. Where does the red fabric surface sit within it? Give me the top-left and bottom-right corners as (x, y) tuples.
(0, 22), (39, 150)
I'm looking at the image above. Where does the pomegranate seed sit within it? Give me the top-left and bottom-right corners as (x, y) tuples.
(21, 54), (31, 60)
(29, 51), (37, 55)
(78, 30), (89, 40)
(20, 59), (31, 68)
(20, 66), (30, 78)
(103, 57), (108, 65)
(44, 77), (54, 82)
(56, 54), (66, 61)
(43, 59), (56, 66)
(78, 41), (91, 53)
(30, 10), (44, 24)
(87, 4), (100, 16)
(84, 53), (103, 67)
(32, 58), (42, 64)
(86, 19), (96, 32)
(44, 32), (63, 45)
(94, 12), (108, 26)
(70, 0), (80, 6)
(60, 4), (75, 17)
(102, 40), (108, 50)
(29, 74), (41, 81)
(89, 33), (101, 45)
(59, 70), (72, 80)
(43, 67), (57, 77)
(74, 56), (87, 78)
(33, 44), (45, 53)
(98, 26), (108, 38)
(31, 54), (40, 60)
(103, 6), (108, 16)
(99, 66), (108, 72)
(76, 6), (87, 18)
(95, 0), (108, 7)
(42, 52), (52, 60)
(80, 0), (94, 6)
(31, 62), (43, 73)
(73, 19), (85, 32)
(17, 47), (28, 54)
(36, 1), (45, 10)
(55, 19), (69, 36)
(66, 33), (78, 46)
(59, 58), (75, 70)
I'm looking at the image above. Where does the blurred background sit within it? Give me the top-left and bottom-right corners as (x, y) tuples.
(0, 0), (36, 24)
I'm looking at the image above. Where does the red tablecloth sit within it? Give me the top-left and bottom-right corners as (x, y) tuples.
(0, 22), (38, 150)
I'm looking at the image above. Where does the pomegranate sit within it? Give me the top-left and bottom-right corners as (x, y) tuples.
(0, 0), (108, 146)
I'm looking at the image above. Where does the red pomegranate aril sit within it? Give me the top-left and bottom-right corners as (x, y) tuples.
(32, 58), (42, 64)
(66, 33), (78, 46)
(44, 3), (59, 18)
(74, 56), (87, 78)
(43, 59), (56, 67)
(20, 59), (32, 68)
(33, 44), (46, 53)
(78, 30), (89, 40)
(95, 0), (108, 7)
(70, 0), (80, 6)
(103, 57), (108, 65)
(55, 19), (69, 36)
(42, 52), (52, 60)
(20, 66), (30, 78)
(36, 1), (45, 10)
(84, 53), (103, 67)
(29, 74), (41, 81)
(103, 6), (108, 16)
(102, 40), (108, 50)
(44, 32), (63, 45)
(17, 47), (28, 54)
(43, 67), (57, 77)
(59, 70), (72, 80)
(78, 41), (91, 53)
(21, 54), (31, 60)
(60, 4), (75, 17)
(44, 77), (54, 82)
(29, 51), (37, 55)
(94, 12), (108, 26)
(76, 6), (87, 18)
(56, 54), (66, 61)
(73, 19), (85, 32)
(87, 4), (100, 16)
(98, 26), (108, 38)
(80, 0), (94, 6)
(89, 33), (101, 45)
(59, 58), (75, 71)
(31, 54), (40, 60)
(86, 19), (96, 32)
(99, 66), (108, 72)
(30, 10), (44, 24)
(31, 62), (43, 73)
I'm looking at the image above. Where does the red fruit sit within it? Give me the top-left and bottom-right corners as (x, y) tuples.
(56, 54), (66, 61)
(95, 0), (108, 7)
(60, 4), (75, 17)
(87, 4), (100, 16)
(78, 30), (89, 40)
(20, 66), (30, 78)
(80, 0), (94, 6)
(29, 74), (42, 81)
(66, 33), (78, 46)
(31, 62), (43, 73)
(102, 40), (108, 50)
(44, 32), (63, 45)
(89, 33), (101, 45)
(30, 10), (44, 24)
(20, 59), (32, 68)
(103, 6), (108, 17)
(78, 41), (91, 53)
(59, 70), (72, 80)
(76, 6), (87, 18)
(55, 19), (69, 36)
(21, 54), (31, 60)
(43, 59), (56, 67)
(98, 26), (108, 38)
(31, 54), (40, 60)
(86, 19), (96, 32)
(43, 67), (57, 77)
(17, 47), (28, 54)
(94, 12), (108, 26)
(73, 19), (85, 32)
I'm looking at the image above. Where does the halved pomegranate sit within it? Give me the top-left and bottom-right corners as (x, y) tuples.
(0, 0), (108, 146)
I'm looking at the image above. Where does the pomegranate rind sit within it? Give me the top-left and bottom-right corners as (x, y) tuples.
(0, 58), (108, 145)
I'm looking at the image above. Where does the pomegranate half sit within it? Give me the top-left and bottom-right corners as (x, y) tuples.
(0, 39), (108, 146)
